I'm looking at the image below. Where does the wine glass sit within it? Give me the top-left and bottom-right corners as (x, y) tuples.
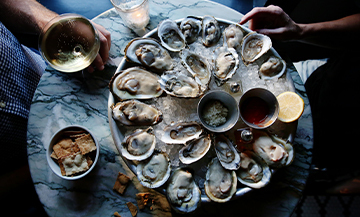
(38, 14), (100, 73)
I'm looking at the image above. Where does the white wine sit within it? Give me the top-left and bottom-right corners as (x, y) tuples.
(39, 14), (100, 73)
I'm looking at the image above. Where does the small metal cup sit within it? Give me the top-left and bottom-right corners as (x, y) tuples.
(239, 88), (279, 129)
(198, 90), (239, 133)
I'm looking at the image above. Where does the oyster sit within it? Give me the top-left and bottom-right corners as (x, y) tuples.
(180, 49), (211, 90)
(166, 168), (201, 213)
(159, 72), (201, 98)
(236, 151), (271, 189)
(136, 151), (171, 188)
(202, 15), (221, 47)
(259, 56), (286, 79)
(223, 24), (244, 51)
(179, 134), (212, 164)
(180, 16), (202, 44)
(252, 130), (294, 168)
(204, 157), (237, 203)
(212, 46), (239, 85)
(111, 100), (163, 126)
(120, 127), (156, 161)
(124, 38), (174, 72)
(162, 121), (203, 145)
(109, 67), (163, 101)
(214, 134), (241, 170)
(241, 33), (272, 65)
(158, 19), (186, 52)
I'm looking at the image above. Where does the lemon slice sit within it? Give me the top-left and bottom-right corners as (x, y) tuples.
(276, 92), (304, 123)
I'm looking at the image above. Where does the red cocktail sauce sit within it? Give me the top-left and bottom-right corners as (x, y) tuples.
(240, 97), (269, 125)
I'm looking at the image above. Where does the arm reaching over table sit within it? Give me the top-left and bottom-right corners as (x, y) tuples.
(0, 0), (111, 72)
(239, 5), (360, 51)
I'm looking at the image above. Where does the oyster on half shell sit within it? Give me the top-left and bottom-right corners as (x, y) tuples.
(259, 56), (286, 79)
(204, 157), (237, 203)
(125, 38), (174, 72)
(159, 72), (202, 98)
(167, 168), (201, 213)
(223, 24), (244, 51)
(202, 15), (221, 47)
(158, 19), (186, 52)
(137, 150), (171, 188)
(162, 121), (203, 145)
(180, 16), (202, 44)
(214, 134), (241, 170)
(179, 134), (212, 164)
(212, 46), (239, 86)
(120, 127), (156, 161)
(111, 100), (162, 126)
(241, 33), (272, 65)
(109, 67), (163, 101)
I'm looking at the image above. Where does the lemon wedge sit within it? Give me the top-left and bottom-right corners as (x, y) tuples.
(276, 92), (304, 123)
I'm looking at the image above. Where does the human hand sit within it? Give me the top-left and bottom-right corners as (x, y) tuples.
(239, 5), (302, 41)
(87, 22), (111, 73)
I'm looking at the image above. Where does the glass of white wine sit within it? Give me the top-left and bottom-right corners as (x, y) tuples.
(39, 14), (100, 73)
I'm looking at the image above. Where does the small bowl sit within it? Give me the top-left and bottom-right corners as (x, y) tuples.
(198, 90), (239, 133)
(46, 125), (100, 180)
(239, 88), (279, 129)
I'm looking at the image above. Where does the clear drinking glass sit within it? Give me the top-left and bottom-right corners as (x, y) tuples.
(38, 14), (100, 73)
(110, 0), (150, 32)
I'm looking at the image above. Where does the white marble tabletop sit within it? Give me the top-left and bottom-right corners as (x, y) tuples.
(27, 0), (313, 216)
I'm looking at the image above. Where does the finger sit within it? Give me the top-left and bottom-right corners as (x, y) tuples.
(256, 27), (288, 40)
(92, 23), (111, 64)
(239, 7), (262, 25)
(91, 54), (105, 72)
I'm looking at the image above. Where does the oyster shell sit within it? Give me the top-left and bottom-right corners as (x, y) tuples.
(202, 15), (221, 47)
(204, 157), (237, 203)
(159, 72), (202, 98)
(162, 121), (203, 145)
(120, 127), (156, 161)
(259, 56), (286, 79)
(252, 130), (294, 168)
(180, 16), (202, 44)
(180, 49), (211, 90)
(214, 134), (241, 170)
(236, 151), (271, 189)
(179, 134), (212, 164)
(241, 33), (272, 65)
(223, 24), (244, 51)
(124, 38), (174, 72)
(166, 168), (201, 213)
(111, 100), (162, 126)
(212, 46), (239, 85)
(136, 150), (171, 188)
(158, 19), (186, 52)
(109, 67), (163, 101)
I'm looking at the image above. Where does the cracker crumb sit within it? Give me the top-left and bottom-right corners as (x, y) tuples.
(113, 172), (130, 194)
(113, 211), (121, 217)
(126, 202), (138, 217)
(136, 193), (150, 210)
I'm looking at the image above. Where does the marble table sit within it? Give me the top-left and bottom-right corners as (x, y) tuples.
(27, 0), (313, 216)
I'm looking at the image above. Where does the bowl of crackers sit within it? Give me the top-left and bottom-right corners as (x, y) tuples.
(46, 125), (100, 180)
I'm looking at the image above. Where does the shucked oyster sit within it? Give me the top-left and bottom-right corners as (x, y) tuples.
(212, 46), (239, 86)
(120, 127), (156, 161)
(167, 168), (201, 213)
(259, 56), (286, 79)
(111, 100), (162, 126)
(158, 19), (186, 52)
(223, 24), (244, 51)
(137, 150), (171, 188)
(214, 134), (241, 170)
(179, 134), (212, 164)
(162, 121), (203, 145)
(159, 72), (201, 98)
(236, 151), (271, 189)
(204, 157), (237, 203)
(252, 130), (294, 168)
(125, 38), (174, 72)
(109, 67), (163, 101)
(180, 16), (202, 44)
(241, 33), (272, 65)
(180, 49), (211, 90)
(202, 15), (221, 47)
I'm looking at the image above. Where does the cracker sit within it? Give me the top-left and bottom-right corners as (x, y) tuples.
(113, 212), (121, 217)
(58, 152), (89, 176)
(136, 193), (150, 210)
(53, 138), (80, 159)
(51, 151), (58, 160)
(126, 202), (138, 217)
(75, 134), (97, 155)
(113, 172), (130, 195)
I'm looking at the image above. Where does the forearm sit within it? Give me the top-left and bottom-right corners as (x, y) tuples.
(297, 13), (360, 50)
(0, 0), (57, 34)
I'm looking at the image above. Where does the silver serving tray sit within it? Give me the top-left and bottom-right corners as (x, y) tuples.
(108, 17), (297, 203)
